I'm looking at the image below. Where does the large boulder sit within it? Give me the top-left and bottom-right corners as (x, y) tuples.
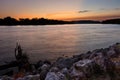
(54, 57), (74, 69)
(39, 64), (50, 80)
(114, 43), (120, 55)
(107, 46), (116, 58)
(70, 59), (96, 79)
(92, 51), (116, 80)
(45, 67), (66, 80)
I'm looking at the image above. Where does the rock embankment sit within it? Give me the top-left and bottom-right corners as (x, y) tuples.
(0, 43), (120, 80)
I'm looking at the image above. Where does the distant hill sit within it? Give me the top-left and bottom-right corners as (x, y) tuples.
(102, 18), (120, 24)
(71, 20), (100, 24)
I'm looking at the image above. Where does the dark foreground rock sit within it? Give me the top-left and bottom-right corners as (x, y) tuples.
(0, 43), (120, 80)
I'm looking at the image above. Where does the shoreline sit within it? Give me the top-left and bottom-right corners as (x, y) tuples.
(0, 43), (120, 80)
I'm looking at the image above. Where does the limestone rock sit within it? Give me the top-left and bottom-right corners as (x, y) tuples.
(70, 59), (96, 79)
(45, 72), (66, 80)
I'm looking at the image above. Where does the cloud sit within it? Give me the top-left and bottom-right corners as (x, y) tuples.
(99, 8), (120, 11)
(78, 10), (90, 13)
(114, 8), (120, 10)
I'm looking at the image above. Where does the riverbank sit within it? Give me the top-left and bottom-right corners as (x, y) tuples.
(0, 43), (120, 80)
(0, 17), (120, 26)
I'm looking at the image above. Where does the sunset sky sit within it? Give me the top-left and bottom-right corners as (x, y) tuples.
(0, 0), (120, 21)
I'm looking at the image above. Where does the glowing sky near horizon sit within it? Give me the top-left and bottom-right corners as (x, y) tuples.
(0, 0), (120, 21)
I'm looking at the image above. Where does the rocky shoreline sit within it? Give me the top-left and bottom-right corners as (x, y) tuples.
(0, 43), (120, 80)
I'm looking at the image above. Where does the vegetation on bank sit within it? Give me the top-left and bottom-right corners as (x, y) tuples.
(102, 18), (120, 24)
(0, 16), (120, 25)
(0, 17), (71, 25)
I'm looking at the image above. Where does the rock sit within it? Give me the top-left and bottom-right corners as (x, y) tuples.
(45, 66), (67, 80)
(55, 57), (74, 69)
(40, 64), (50, 70)
(14, 74), (40, 80)
(35, 60), (44, 70)
(1, 75), (13, 80)
(70, 67), (85, 80)
(73, 59), (93, 68)
(82, 51), (92, 59)
(57, 72), (66, 80)
(45, 72), (66, 80)
(24, 74), (40, 80)
(39, 64), (50, 80)
(39, 70), (48, 80)
(61, 68), (68, 75)
(1, 43), (120, 80)
(72, 54), (83, 60)
(45, 72), (59, 80)
(91, 48), (104, 54)
(89, 52), (102, 59)
(43, 60), (51, 65)
(49, 67), (59, 73)
(113, 56), (120, 67)
(61, 68), (70, 80)
(114, 43), (120, 55)
(38, 63), (50, 73)
(93, 51), (116, 79)
(70, 59), (96, 79)
(107, 46), (116, 58)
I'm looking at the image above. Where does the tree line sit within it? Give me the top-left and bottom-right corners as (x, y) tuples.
(0, 16), (119, 25)
(0, 16), (71, 25)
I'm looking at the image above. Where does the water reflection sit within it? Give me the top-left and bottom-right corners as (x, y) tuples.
(26, 26), (80, 62)
(0, 24), (120, 63)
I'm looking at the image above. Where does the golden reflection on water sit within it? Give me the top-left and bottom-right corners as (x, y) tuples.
(0, 24), (120, 63)
(28, 25), (81, 61)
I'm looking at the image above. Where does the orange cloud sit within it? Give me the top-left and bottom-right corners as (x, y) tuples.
(63, 14), (120, 21)
(57, 10), (120, 21)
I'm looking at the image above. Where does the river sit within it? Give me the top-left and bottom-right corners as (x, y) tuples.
(0, 24), (120, 64)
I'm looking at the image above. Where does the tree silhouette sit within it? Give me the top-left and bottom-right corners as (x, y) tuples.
(102, 19), (120, 24)
(0, 16), (71, 25)
(0, 16), (119, 25)
(3, 16), (18, 25)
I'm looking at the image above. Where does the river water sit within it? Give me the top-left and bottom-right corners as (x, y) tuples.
(0, 24), (120, 63)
